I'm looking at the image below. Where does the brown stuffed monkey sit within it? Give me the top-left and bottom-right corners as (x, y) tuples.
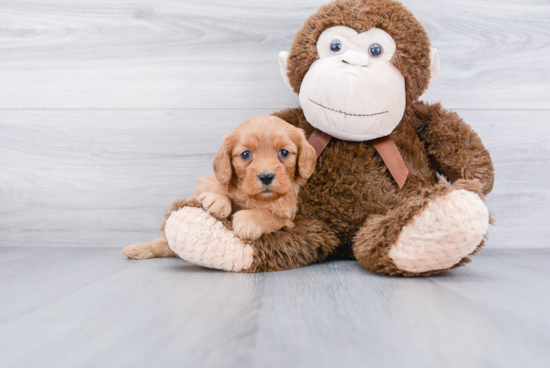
(125, 0), (494, 276)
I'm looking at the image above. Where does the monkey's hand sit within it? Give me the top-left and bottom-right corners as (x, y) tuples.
(197, 192), (232, 219)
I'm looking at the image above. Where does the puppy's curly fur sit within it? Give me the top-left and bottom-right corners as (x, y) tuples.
(122, 115), (316, 259)
(193, 115), (316, 241)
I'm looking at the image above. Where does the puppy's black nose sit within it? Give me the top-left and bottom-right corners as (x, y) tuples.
(258, 172), (275, 185)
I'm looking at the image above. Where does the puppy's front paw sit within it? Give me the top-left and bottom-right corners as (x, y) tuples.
(232, 210), (264, 241)
(283, 220), (295, 230)
(197, 192), (232, 219)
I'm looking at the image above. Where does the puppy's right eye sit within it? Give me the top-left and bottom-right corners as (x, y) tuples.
(279, 149), (289, 158)
(240, 151), (251, 160)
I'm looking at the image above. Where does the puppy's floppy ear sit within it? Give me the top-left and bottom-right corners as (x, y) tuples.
(294, 130), (317, 180)
(213, 133), (235, 186)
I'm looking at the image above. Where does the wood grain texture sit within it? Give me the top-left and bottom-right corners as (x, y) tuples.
(1, 2), (547, 365)
(0, 0), (548, 109)
(0, 247), (549, 368)
(0, 0), (547, 250)
(0, 108), (548, 249)
(0, 109), (270, 247)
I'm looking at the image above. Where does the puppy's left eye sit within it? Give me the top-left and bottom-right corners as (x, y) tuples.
(279, 149), (289, 158)
(241, 151), (251, 160)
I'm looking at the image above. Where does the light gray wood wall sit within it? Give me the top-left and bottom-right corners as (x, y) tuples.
(1, 0), (549, 249)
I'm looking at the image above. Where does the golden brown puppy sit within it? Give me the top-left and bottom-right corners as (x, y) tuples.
(195, 115), (317, 240)
(122, 115), (316, 259)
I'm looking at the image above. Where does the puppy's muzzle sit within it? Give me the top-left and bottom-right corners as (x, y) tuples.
(258, 172), (275, 185)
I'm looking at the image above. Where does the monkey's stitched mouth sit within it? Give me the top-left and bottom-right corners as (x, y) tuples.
(309, 99), (388, 117)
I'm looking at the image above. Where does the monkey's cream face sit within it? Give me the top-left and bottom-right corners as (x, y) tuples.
(299, 26), (407, 141)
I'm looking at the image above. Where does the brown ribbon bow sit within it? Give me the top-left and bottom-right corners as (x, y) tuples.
(308, 128), (409, 188)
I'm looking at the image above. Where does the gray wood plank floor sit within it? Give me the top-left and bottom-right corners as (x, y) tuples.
(1, 247), (549, 368)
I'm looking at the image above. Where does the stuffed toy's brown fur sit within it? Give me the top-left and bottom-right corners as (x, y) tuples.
(254, 0), (493, 275)
(125, 0), (494, 276)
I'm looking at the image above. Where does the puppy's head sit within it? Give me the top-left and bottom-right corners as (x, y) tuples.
(213, 115), (316, 201)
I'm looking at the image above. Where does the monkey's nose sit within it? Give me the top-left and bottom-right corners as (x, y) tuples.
(341, 50), (370, 67)
(258, 172), (275, 185)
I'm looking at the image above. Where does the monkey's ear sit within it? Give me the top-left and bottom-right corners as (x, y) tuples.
(428, 48), (440, 89)
(278, 51), (293, 90)
(213, 134), (234, 186)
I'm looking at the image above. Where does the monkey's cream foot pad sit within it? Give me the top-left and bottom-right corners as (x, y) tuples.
(165, 207), (254, 272)
(388, 189), (490, 273)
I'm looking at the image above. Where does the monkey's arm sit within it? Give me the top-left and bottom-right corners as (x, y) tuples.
(409, 101), (495, 196)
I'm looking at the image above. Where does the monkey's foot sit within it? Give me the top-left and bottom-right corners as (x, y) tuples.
(388, 189), (489, 273)
(164, 207), (254, 272)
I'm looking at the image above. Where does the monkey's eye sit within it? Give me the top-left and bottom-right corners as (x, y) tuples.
(368, 43), (383, 58)
(279, 149), (289, 158)
(330, 39), (342, 54)
(240, 151), (251, 160)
